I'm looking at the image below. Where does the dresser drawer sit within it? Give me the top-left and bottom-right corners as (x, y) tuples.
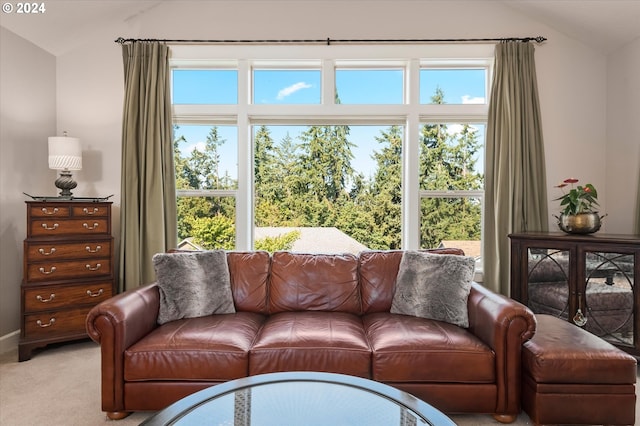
(29, 203), (110, 219)
(30, 219), (109, 237)
(24, 282), (113, 313)
(71, 205), (109, 217)
(25, 240), (111, 262)
(29, 205), (71, 218)
(23, 307), (92, 339)
(26, 258), (112, 282)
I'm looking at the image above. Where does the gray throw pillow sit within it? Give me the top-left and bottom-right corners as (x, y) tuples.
(391, 251), (475, 328)
(152, 250), (235, 325)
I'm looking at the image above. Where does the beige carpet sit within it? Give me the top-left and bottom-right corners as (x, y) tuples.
(0, 340), (637, 425)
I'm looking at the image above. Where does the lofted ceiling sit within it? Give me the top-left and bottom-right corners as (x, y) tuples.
(0, 1), (639, 56)
(500, 0), (640, 54)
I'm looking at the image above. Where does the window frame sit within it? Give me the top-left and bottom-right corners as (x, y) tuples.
(171, 44), (493, 251)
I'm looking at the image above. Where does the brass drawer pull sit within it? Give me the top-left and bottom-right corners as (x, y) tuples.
(85, 263), (102, 271)
(83, 207), (99, 215)
(41, 207), (59, 215)
(38, 266), (57, 275)
(36, 318), (56, 328)
(83, 222), (99, 230)
(36, 294), (56, 303)
(86, 289), (104, 297)
(41, 223), (59, 231)
(38, 248), (57, 256)
(85, 245), (102, 253)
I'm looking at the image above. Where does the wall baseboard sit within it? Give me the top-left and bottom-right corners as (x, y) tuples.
(0, 330), (20, 355)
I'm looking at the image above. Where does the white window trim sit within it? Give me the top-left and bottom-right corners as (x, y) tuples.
(172, 44), (493, 251)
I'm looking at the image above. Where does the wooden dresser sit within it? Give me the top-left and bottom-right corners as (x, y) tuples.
(19, 200), (114, 361)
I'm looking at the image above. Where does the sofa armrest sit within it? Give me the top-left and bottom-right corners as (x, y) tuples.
(85, 283), (160, 414)
(467, 282), (536, 417)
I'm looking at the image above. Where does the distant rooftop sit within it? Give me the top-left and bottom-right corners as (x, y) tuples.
(255, 227), (369, 255)
(438, 240), (482, 259)
(177, 232), (480, 259)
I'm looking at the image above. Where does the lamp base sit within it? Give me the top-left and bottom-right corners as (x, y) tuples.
(55, 170), (77, 197)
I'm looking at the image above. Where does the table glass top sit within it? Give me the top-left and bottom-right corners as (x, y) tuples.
(175, 381), (426, 425)
(143, 372), (455, 426)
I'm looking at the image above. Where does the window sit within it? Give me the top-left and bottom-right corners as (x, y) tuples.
(335, 68), (404, 104)
(174, 125), (237, 249)
(171, 45), (492, 256)
(253, 69), (321, 104)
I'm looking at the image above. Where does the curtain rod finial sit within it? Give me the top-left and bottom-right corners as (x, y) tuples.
(115, 37), (126, 44)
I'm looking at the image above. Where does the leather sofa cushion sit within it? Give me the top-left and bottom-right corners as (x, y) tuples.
(364, 313), (495, 383)
(269, 252), (361, 313)
(124, 312), (265, 381)
(228, 251), (270, 314)
(359, 250), (403, 314)
(250, 311), (371, 378)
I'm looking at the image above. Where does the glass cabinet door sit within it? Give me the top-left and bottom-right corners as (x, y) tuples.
(584, 251), (635, 347)
(526, 248), (571, 322)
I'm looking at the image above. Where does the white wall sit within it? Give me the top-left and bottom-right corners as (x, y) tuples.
(2, 0), (639, 348)
(606, 38), (640, 233)
(0, 27), (56, 346)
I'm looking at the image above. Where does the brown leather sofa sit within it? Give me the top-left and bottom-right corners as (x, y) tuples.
(86, 249), (536, 422)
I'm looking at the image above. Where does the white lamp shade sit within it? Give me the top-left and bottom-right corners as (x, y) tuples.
(48, 136), (82, 170)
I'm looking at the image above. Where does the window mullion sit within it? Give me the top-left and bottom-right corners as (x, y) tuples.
(322, 59), (335, 105)
(236, 59), (252, 250)
(403, 59), (421, 250)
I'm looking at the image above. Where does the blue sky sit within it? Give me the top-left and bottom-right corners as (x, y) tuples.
(172, 68), (486, 181)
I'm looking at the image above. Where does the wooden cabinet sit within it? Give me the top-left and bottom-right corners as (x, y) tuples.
(19, 200), (114, 361)
(509, 232), (640, 356)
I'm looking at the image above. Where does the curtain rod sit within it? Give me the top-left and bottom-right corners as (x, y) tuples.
(115, 36), (546, 45)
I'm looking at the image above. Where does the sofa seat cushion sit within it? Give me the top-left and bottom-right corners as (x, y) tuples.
(250, 311), (371, 377)
(124, 312), (265, 381)
(364, 313), (495, 383)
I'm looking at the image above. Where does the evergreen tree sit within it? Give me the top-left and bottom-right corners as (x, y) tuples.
(298, 125), (355, 203)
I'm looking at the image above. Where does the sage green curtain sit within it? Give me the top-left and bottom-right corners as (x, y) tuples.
(119, 42), (177, 292)
(483, 41), (548, 295)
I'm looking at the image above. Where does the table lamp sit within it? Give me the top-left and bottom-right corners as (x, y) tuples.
(48, 132), (82, 198)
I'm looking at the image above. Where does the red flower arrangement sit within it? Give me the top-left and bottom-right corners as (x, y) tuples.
(554, 178), (599, 215)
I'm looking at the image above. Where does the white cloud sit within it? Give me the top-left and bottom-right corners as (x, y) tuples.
(277, 82), (312, 100)
(446, 123), (480, 135)
(461, 95), (485, 104)
(447, 124), (464, 135)
(184, 141), (206, 154)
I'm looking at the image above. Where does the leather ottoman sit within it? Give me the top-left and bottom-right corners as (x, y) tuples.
(522, 314), (636, 425)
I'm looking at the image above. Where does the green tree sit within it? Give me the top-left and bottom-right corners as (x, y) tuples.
(368, 125), (404, 249)
(189, 214), (235, 250)
(298, 125), (355, 203)
(255, 230), (301, 252)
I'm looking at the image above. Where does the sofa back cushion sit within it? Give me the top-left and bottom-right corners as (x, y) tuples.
(359, 248), (466, 314)
(228, 251), (270, 314)
(269, 252), (361, 314)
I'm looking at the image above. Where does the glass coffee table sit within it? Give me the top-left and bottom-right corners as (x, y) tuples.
(141, 372), (455, 425)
